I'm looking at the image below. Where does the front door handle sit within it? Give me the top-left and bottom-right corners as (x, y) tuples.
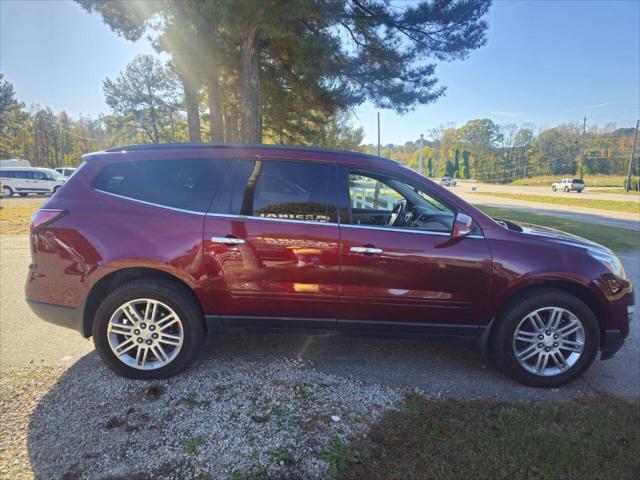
(350, 245), (383, 255)
(211, 235), (246, 246)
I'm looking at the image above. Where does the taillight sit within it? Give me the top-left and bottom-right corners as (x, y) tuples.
(30, 209), (67, 231)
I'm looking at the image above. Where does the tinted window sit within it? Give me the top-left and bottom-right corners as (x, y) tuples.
(16, 170), (32, 179)
(0, 170), (14, 178)
(33, 171), (48, 181)
(94, 158), (230, 212)
(234, 160), (335, 223)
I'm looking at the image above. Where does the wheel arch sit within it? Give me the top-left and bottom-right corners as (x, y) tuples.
(81, 267), (207, 337)
(478, 279), (606, 352)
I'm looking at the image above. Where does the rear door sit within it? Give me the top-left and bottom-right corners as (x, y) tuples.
(203, 159), (340, 329)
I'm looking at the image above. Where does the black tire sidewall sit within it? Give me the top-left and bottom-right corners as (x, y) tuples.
(492, 289), (600, 388)
(92, 279), (205, 379)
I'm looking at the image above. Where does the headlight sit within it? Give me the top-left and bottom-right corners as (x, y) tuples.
(587, 249), (626, 278)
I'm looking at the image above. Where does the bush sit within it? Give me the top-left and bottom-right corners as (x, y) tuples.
(624, 176), (640, 191)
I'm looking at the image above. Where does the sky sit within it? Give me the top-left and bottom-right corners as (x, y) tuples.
(1, 0), (639, 145)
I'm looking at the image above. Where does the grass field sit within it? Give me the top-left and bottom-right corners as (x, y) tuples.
(340, 394), (640, 480)
(472, 192), (640, 214)
(477, 206), (639, 251)
(511, 175), (630, 188)
(590, 188), (640, 196)
(0, 201), (40, 234)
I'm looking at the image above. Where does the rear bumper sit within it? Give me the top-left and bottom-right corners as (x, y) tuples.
(26, 299), (85, 336)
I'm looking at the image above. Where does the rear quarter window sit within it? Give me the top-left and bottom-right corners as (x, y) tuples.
(93, 158), (231, 212)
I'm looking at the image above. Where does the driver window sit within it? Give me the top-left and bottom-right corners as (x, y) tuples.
(348, 172), (456, 233)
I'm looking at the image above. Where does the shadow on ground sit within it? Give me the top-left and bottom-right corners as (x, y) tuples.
(27, 330), (638, 478)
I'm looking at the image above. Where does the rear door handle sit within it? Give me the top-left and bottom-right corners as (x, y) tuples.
(211, 235), (245, 246)
(350, 246), (383, 255)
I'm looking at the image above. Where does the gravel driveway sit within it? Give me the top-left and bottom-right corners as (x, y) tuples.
(0, 237), (638, 478)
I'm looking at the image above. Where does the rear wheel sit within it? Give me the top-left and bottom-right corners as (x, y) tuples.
(552, 185), (557, 191)
(19, 192), (28, 197)
(92, 278), (205, 379)
(2, 186), (13, 197)
(577, 189), (583, 193)
(564, 186), (569, 192)
(52, 186), (60, 195)
(491, 288), (599, 388)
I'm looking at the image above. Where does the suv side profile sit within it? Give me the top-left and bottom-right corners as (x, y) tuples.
(552, 178), (585, 193)
(26, 144), (633, 387)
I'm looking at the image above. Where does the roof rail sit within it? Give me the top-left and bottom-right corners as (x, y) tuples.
(104, 142), (397, 165)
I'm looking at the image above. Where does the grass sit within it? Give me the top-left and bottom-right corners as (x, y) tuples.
(591, 188), (640, 196)
(476, 206), (639, 251)
(511, 175), (628, 187)
(0, 203), (40, 234)
(472, 192), (639, 214)
(340, 394), (640, 480)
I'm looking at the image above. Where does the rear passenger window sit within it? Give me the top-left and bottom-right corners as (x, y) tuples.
(94, 159), (230, 212)
(234, 160), (335, 223)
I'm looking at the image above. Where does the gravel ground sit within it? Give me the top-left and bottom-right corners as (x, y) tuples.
(1, 346), (404, 480)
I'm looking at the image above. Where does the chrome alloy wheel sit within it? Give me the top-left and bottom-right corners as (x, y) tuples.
(512, 307), (585, 377)
(107, 299), (184, 370)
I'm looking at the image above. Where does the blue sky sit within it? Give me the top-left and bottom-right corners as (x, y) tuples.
(1, 0), (639, 144)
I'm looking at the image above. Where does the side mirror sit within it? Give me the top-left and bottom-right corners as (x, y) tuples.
(452, 212), (474, 239)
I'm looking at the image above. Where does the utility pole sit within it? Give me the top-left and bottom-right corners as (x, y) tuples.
(418, 133), (424, 174)
(579, 116), (586, 179)
(625, 119), (639, 192)
(377, 112), (381, 157)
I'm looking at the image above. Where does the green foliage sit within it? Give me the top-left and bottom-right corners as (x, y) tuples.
(320, 436), (360, 476)
(103, 54), (182, 143)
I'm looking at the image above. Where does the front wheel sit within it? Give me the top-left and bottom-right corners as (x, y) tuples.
(491, 288), (599, 388)
(552, 185), (557, 192)
(92, 278), (205, 379)
(2, 186), (13, 197)
(564, 186), (569, 192)
(19, 192), (28, 197)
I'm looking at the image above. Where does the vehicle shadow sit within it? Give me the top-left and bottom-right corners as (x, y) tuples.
(27, 332), (605, 478)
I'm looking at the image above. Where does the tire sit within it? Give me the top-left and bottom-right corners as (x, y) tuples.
(2, 186), (13, 197)
(552, 185), (557, 192)
(52, 186), (60, 195)
(564, 187), (569, 192)
(491, 288), (599, 388)
(92, 278), (206, 379)
(577, 189), (583, 193)
(19, 192), (28, 197)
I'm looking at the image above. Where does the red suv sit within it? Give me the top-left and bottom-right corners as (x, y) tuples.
(25, 144), (633, 387)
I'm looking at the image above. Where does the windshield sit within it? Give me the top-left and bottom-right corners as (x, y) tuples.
(45, 169), (65, 180)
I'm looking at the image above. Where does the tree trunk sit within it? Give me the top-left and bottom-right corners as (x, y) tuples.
(182, 76), (201, 143)
(224, 109), (239, 143)
(208, 69), (224, 142)
(240, 26), (261, 144)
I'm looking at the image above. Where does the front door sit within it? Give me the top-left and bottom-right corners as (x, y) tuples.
(204, 159), (340, 329)
(337, 168), (493, 335)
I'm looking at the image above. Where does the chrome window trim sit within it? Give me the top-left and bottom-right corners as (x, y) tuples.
(95, 189), (206, 216)
(340, 222), (484, 239)
(94, 188), (484, 239)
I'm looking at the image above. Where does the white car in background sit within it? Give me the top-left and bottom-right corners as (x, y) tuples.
(552, 178), (585, 193)
(0, 167), (66, 197)
(55, 167), (77, 177)
(439, 176), (457, 187)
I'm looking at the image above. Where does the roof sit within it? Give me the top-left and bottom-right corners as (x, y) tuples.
(104, 142), (398, 166)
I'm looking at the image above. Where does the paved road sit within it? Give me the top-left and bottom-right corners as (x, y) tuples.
(464, 196), (640, 232)
(1, 234), (638, 400)
(455, 181), (640, 203)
